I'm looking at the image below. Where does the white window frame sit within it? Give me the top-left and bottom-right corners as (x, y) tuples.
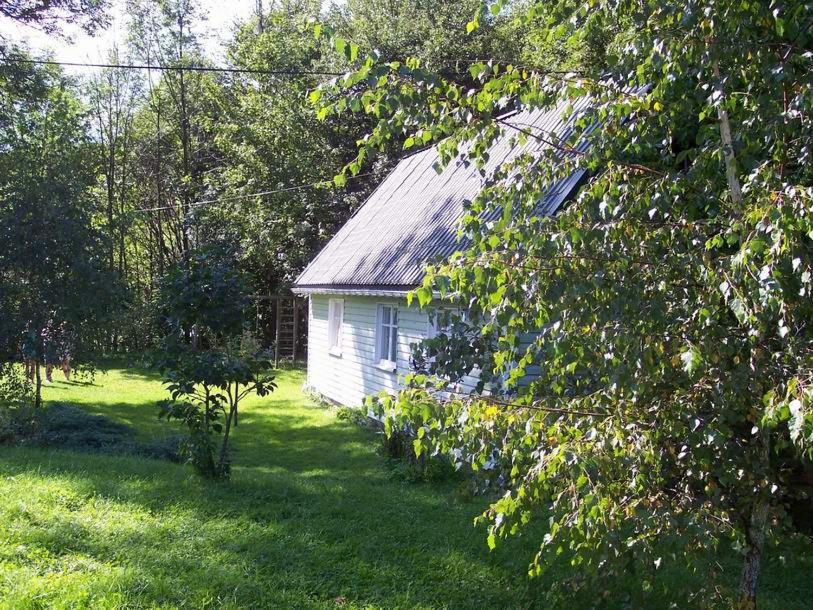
(427, 307), (466, 337)
(327, 298), (344, 357)
(375, 303), (399, 371)
(427, 310), (439, 339)
(427, 308), (447, 339)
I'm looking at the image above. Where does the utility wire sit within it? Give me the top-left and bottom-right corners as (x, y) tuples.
(3, 58), (346, 77)
(129, 143), (435, 215)
(4, 57), (568, 77)
(130, 132), (445, 216)
(130, 171), (377, 214)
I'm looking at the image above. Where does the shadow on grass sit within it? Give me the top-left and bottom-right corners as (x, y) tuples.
(9, 367), (810, 608)
(0, 426), (548, 609)
(54, 400), (180, 441)
(40, 381), (98, 391)
(117, 368), (163, 382)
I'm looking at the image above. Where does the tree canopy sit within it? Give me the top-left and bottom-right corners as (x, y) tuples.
(0, 52), (120, 405)
(0, 0), (110, 33)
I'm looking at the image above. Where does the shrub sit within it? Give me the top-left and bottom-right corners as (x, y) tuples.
(0, 363), (33, 410)
(154, 249), (277, 480)
(32, 403), (132, 449)
(335, 406), (371, 427)
(138, 434), (186, 462)
(378, 426), (457, 484)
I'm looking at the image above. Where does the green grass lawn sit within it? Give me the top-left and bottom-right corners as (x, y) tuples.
(0, 365), (811, 609)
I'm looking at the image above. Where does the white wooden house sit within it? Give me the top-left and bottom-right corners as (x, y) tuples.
(293, 100), (591, 407)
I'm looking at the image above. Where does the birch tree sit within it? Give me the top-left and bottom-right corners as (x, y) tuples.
(314, 0), (813, 605)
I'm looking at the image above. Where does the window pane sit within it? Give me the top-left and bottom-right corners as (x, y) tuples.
(380, 326), (390, 360)
(328, 301), (335, 346)
(391, 308), (398, 324)
(329, 300), (341, 348)
(389, 326), (397, 362)
(382, 306), (390, 325)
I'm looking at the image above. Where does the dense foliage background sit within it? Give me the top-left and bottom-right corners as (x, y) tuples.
(0, 0), (541, 355)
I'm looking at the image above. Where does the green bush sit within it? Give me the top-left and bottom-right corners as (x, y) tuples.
(153, 249), (277, 480)
(378, 426), (457, 484)
(31, 403), (132, 448)
(335, 406), (371, 427)
(0, 363), (33, 410)
(138, 433), (186, 462)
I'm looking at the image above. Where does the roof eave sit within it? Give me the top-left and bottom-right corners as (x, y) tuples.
(293, 284), (418, 298)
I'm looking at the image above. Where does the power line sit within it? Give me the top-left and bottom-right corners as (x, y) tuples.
(4, 57), (572, 78)
(129, 144), (435, 215)
(130, 171), (377, 214)
(3, 58), (345, 77)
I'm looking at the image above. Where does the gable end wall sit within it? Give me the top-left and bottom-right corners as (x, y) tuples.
(306, 294), (431, 407)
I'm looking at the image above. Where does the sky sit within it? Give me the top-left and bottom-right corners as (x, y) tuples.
(0, 1), (261, 69)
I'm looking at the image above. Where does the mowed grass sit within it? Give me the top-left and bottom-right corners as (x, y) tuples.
(0, 364), (811, 609)
(0, 366), (547, 609)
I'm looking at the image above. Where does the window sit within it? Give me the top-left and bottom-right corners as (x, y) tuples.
(427, 308), (466, 338)
(328, 298), (343, 356)
(376, 304), (398, 369)
(427, 308), (448, 339)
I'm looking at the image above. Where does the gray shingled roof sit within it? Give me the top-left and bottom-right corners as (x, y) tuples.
(295, 98), (593, 290)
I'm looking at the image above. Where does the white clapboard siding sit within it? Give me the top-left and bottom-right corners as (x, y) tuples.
(306, 294), (544, 407)
(306, 294), (432, 408)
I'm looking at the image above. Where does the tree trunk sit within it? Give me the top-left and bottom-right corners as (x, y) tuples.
(737, 495), (769, 609)
(203, 386), (210, 434)
(154, 78), (165, 277)
(217, 383), (239, 471)
(233, 380), (239, 427)
(107, 148), (116, 270)
(736, 428), (771, 609)
(711, 55), (743, 207)
(178, 14), (191, 258)
(218, 404), (236, 472)
(34, 360), (42, 408)
(256, 0), (264, 33)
